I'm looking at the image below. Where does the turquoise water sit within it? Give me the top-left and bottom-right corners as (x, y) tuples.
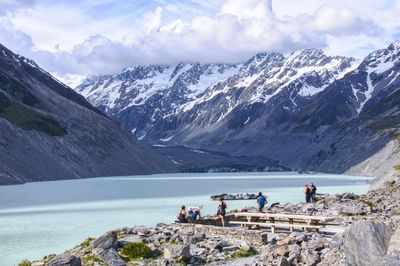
(0, 172), (370, 265)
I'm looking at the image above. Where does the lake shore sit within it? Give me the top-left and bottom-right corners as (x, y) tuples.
(21, 178), (400, 266)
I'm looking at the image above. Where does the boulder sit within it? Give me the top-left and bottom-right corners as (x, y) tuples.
(210, 193), (257, 200)
(164, 244), (191, 262)
(45, 254), (81, 266)
(275, 245), (290, 257)
(387, 229), (400, 253)
(382, 251), (400, 266)
(91, 231), (118, 250)
(189, 232), (205, 244)
(190, 247), (208, 256)
(239, 241), (251, 251)
(301, 251), (320, 266)
(277, 256), (290, 266)
(270, 202), (280, 208)
(260, 246), (273, 263)
(222, 245), (239, 252)
(117, 235), (142, 247)
(343, 221), (394, 266)
(215, 240), (233, 252)
(94, 248), (126, 266)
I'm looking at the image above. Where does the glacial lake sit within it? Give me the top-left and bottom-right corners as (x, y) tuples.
(0, 172), (371, 266)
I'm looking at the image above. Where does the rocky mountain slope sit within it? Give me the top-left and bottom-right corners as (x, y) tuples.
(0, 43), (177, 185)
(76, 42), (400, 180)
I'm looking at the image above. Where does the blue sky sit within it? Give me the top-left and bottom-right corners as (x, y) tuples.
(1, 0), (400, 87)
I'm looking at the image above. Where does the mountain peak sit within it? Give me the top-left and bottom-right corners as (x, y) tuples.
(391, 40), (400, 49)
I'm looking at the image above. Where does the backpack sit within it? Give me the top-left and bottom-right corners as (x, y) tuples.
(258, 195), (266, 206)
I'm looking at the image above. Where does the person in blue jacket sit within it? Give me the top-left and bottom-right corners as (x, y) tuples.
(257, 192), (267, 212)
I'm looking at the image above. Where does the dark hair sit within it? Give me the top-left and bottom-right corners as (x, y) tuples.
(258, 192), (262, 196)
(181, 205), (185, 210)
(219, 197), (224, 201)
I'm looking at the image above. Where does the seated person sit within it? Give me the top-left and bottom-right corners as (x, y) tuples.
(176, 205), (189, 223)
(188, 206), (202, 221)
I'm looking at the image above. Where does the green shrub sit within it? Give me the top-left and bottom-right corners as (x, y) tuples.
(394, 211), (400, 216)
(42, 254), (56, 261)
(394, 165), (400, 171)
(389, 180), (396, 187)
(79, 237), (95, 248)
(394, 135), (400, 141)
(363, 200), (375, 208)
(231, 248), (257, 259)
(18, 260), (31, 266)
(82, 254), (107, 266)
(120, 242), (153, 260)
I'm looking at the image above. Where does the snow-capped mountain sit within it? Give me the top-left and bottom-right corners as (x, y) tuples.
(291, 41), (400, 131)
(76, 63), (241, 139)
(75, 41), (400, 176)
(76, 48), (358, 142)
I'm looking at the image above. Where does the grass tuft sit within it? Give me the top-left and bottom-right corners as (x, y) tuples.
(120, 242), (153, 261)
(18, 260), (31, 266)
(231, 248), (257, 259)
(78, 237), (95, 248)
(363, 200), (375, 208)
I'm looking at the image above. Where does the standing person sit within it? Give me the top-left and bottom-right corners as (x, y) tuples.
(257, 192), (267, 212)
(217, 197), (227, 227)
(304, 184), (311, 204)
(310, 183), (317, 203)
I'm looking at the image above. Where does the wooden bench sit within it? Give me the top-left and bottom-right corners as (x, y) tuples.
(229, 221), (323, 233)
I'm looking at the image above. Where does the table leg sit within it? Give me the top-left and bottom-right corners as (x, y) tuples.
(289, 218), (294, 232)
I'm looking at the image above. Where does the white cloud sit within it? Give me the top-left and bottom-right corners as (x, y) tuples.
(220, 0), (273, 19)
(0, 0), (35, 14)
(0, 0), (399, 87)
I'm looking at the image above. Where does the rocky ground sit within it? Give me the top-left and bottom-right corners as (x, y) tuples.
(24, 179), (400, 266)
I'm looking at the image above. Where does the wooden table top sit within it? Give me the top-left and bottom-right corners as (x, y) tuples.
(233, 212), (335, 222)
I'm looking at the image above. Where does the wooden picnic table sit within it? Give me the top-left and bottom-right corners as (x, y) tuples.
(231, 212), (336, 233)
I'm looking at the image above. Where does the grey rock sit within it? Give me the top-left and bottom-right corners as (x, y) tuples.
(260, 246), (274, 263)
(301, 251), (320, 266)
(164, 244), (191, 262)
(382, 251), (400, 266)
(94, 248), (126, 266)
(190, 232), (205, 244)
(91, 231), (118, 250)
(277, 256), (290, 266)
(343, 221), (394, 266)
(190, 247), (208, 256)
(288, 244), (301, 255)
(45, 254), (81, 266)
(222, 245), (239, 252)
(388, 229), (400, 253)
(118, 235), (142, 247)
(239, 241), (251, 251)
(215, 240), (233, 252)
(306, 237), (325, 251)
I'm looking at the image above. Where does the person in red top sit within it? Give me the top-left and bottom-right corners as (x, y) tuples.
(304, 184), (311, 203)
